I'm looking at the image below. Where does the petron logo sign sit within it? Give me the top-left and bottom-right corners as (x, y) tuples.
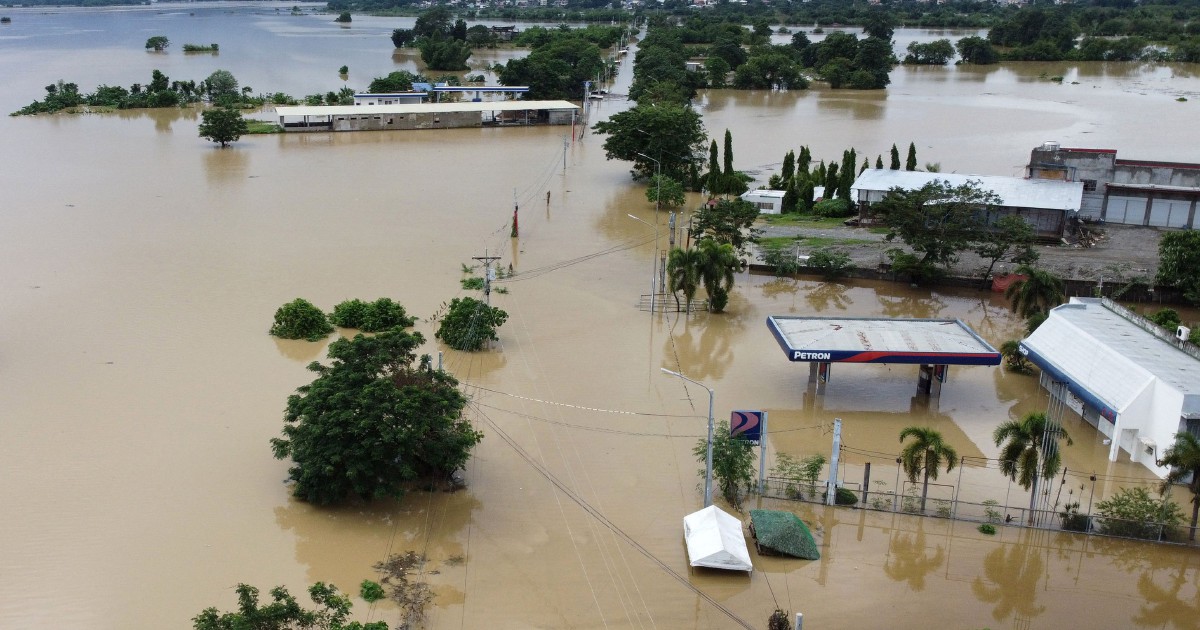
(730, 410), (765, 445)
(792, 351), (832, 360)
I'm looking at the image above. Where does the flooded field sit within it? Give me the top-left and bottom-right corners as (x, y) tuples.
(2, 3), (1200, 628)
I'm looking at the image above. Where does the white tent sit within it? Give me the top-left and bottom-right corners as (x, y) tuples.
(682, 506), (753, 572)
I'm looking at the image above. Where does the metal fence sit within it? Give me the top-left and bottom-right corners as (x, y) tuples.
(760, 476), (1196, 545)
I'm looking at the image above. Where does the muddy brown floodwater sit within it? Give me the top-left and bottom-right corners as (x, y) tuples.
(2, 4), (1200, 629)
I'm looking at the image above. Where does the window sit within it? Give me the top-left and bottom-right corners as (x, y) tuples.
(1082, 179), (1097, 192)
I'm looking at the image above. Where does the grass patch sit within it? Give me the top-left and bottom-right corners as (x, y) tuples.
(246, 120), (283, 134)
(756, 235), (873, 249)
(759, 214), (846, 227)
(757, 235), (802, 249)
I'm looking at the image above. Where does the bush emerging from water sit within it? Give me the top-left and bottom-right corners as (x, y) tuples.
(436, 297), (508, 351)
(978, 523), (997, 535)
(329, 298), (415, 332)
(270, 298), (334, 341)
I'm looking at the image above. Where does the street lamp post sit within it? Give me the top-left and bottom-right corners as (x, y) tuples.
(627, 213), (657, 313)
(661, 368), (714, 507)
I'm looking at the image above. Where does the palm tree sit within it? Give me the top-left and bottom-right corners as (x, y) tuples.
(899, 427), (958, 513)
(696, 238), (740, 313)
(993, 412), (1072, 523)
(666, 246), (701, 312)
(1158, 431), (1200, 541)
(1004, 264), (1065, 320)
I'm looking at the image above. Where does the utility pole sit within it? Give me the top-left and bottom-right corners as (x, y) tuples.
(826, 418), (842, 506)
(473, 251), (501, 306)
(511, 189), (518, 238)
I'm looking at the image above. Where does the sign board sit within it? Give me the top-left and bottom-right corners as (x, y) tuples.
(731, 410), (765, 445)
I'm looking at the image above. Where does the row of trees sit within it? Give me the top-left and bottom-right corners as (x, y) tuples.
(13, 69), (240, 115)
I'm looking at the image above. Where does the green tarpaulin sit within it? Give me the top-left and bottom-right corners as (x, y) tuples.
(749, 510), (820, 560)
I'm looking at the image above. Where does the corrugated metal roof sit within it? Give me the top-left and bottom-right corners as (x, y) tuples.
(274, 100), (579, 118)
(851, 168), (1083, 211)
(766, 316), (1000, 365)
(1022, 298), (1200, 414)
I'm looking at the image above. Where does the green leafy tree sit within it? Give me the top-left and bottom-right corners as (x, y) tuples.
(193, 582), (387, 630)
(904, 39), (955, 65)
(1158, 432), (1200, 541)
(993, 412), (1072, 523)
(145, 35), (169, 51)
(368, 70), (423, 93)
(667, 246), (703, 312)
(906, 142), (918, 171)
(198, 107), (249, 148)
(391, 28), (416, 48)
(957, 36), (1000, 64)
(645, 174), (686, 208)
(690, 197), (760, 255)
(974, 215), (1039, 285)
(694, 420), (755, 509)
(875, 155), (884, 169)
(696, 238), (740, 313)
(1150, 308), (1182, 331)
(270, 298), (333, 341)
(873, 179), (999, 280)
(435, 296), (508, 351)
(413, 6), (453, 39)
(704, 56), (730, 88)
(205, 69), (239, 103)
(271, 329), (481, 506)
(899, 427), (958, 512)
(592, 103), (706, 182)
(330, 298), (416, 332)
(1095, 487), (1184, 540)
(732, 46), (806, 90)
(334, 12), (351, 23)
(499, 35), (604, 100)
(1005, 264), (1065, 320)
(419, 38), (472, 70)
(1156, 231), (1200, 305)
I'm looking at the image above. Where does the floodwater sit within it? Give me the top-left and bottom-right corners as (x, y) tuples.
(2, 3), (1200, 628)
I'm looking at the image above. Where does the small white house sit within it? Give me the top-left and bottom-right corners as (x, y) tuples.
(1020, 297), (1200, 478)
(741, 189), (787, 214)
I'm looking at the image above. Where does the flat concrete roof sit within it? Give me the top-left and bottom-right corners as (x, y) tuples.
(851, 169), (1084, 211)
(1021, 298), (1200, 418)
(767, 316), (1001, 365)
(274, 100), (579, 118)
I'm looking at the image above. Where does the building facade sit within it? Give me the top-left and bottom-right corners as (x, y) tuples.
(1020, 298), (1200, 478)
(1027, 142), (1200, 229)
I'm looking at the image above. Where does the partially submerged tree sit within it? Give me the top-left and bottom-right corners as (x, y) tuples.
(667, 246), (702, 312)
(689, 197), (760, 255)
(696, 238), (741, 313)
(270, 298), (333, 341)
(198, 107), (249, 148)
(899, 427), (958, 513)
(193, 582), (386, 630)
(145, 35), (169, 51)
(592, 102), (706, 182)
(1005, 264), (1065, 321)
(435, 296), (508, 351)
(271, 329), (481, 506)
(645, 174), (686, 208)
(1158, 432), (1200, 541)
(694, 420), (755, 509)
(993, 411), (1072, 524)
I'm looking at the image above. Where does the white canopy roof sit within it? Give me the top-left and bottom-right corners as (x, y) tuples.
(682, 506), (753, 572)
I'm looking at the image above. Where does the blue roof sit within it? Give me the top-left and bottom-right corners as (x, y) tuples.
(432, 86), (529, 92)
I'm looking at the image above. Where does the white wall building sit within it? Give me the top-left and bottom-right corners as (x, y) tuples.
(1020, 298), (1200, 478)
(740, 189), (786, 214)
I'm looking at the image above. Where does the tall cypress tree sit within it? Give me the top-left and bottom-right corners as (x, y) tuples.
(906, 142), (917, 171)
(824, 163), (839, 200)
(798, 146), (811, 172)
(781, 150), (795, 185)
(722, 129), (734, 176)
(707, 140), (721, 194)
(861, 157), (870, 174)
(875, 154), (884, 169)
(890, 144), (901, 170)
(838, 151), (855, 201)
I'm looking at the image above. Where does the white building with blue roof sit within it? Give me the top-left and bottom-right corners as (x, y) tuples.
(1020, 297), (1200, 477)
